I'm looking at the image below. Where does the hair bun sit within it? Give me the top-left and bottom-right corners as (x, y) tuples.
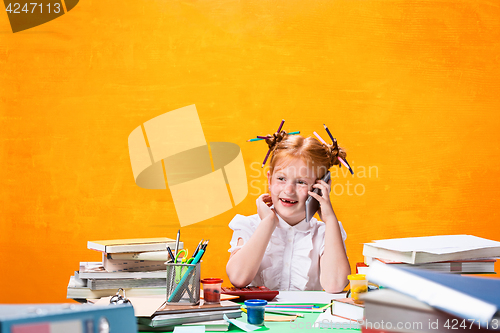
(265, 130), (289, 151)
(326, 140), (347, 168)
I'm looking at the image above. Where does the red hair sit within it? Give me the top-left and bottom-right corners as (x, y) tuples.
(266, 133), (347, 179)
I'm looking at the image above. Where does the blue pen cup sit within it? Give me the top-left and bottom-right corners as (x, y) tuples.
(165, 262), (201, 305)
(244, 299), (267, 326)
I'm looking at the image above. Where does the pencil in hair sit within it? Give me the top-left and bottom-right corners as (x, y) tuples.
(342, 158), (354, 175)
(262, 149), (272, 167)
(262, 119), (286, 167)
(277, 119), (285, 132)
(313, 131), (327, 145)
(323, 124), (335, 143)
(338, 157), (353, 174)
(248, 131), (300, 142)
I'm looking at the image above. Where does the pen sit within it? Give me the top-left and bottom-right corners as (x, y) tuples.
(174, 229), (180, 262)
(166, 246), (175, 263)
(202, 239), (209, 251)
(192, 239), (203, 258)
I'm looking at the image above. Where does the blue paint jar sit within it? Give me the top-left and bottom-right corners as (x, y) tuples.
(244, 299), (267, 326)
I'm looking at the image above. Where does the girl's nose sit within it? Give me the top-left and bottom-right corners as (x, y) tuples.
(284, 182), (295, 195)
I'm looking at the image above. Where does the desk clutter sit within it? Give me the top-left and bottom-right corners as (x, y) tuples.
(350, 235), (500, 333)
(65, 234), (254, 332)
(67, 237), (184, 300)
(60, 234), (500, 332)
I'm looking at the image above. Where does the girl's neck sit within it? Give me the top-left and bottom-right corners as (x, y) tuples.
(276, 212), (304, 227)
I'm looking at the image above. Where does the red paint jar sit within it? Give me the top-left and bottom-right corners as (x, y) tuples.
(201, 278), (223, 304)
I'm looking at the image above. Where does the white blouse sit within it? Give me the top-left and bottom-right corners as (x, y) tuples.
(228, 214), (347, 291)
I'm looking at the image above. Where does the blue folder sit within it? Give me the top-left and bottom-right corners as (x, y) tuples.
(0, 303), (136, 333)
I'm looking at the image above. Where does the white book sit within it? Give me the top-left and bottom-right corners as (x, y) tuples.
(87, 278), (167, 290)
(363, 235), (500, 264)
(88, 237), (181, 254)
(108, 251), (173, 261)
(66, 276), (166, 299)
(79, 262), (167, 279)
(103, 255), (167, 272)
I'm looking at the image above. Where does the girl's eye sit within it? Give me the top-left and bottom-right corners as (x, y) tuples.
(277, 177), (285, 181)
(297, 180), (307, 185)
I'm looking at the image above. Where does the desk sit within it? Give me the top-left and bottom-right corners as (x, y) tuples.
(142, 291), (361, 332)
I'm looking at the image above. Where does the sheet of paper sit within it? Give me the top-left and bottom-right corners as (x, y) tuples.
(223, 314), (260, 332)
(368, 235), (500, 254)
(94, 295), (166, 317)
(173, 326), (205, 332)
(269, 291), (346, 304)
(314, 310), (361, 329)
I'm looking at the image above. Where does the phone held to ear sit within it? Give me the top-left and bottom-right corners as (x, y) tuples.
(305, 171), (331, 222)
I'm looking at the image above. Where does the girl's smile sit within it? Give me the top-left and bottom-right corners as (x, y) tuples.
(268, 158), (317, 225)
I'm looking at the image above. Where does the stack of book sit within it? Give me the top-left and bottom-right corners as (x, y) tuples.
(136, 300), (242, 331)
(67, 237), (182, 301)
(360, 235), (500, 275)
(361, 260), (500, 333)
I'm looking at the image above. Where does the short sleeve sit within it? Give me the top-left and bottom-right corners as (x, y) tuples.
(228, 214), (258, 253)
(319, 220), (347, 256)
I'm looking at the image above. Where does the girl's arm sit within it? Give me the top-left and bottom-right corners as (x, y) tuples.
(226, 194), (279, 288)
(309, 180), (351, 293)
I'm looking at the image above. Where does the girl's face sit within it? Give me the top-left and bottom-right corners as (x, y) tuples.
(267, 157), (317, 225)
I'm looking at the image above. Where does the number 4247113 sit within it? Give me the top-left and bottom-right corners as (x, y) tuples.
(6, 3), (62, 14)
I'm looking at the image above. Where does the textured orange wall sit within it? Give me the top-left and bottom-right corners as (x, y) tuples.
(1, 0), (500, 303)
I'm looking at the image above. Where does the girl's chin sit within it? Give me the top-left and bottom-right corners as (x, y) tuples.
(275, 207), (306, 223)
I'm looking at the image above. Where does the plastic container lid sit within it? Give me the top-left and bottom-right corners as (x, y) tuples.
(244, 299), (268, 307)
(347, 274), (366, 280)
(201, 278), (223, 284)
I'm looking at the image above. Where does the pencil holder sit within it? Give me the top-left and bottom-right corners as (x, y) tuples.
(165, 262), (201, 305)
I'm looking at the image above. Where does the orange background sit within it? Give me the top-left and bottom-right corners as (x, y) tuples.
(1, 0), (500, 303)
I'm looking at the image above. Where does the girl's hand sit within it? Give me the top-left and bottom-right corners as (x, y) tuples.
(256, 193), (278, 223)
(308, 179), (336, 223)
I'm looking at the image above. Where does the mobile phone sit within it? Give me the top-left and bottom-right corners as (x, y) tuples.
(305, 171), (331, 222)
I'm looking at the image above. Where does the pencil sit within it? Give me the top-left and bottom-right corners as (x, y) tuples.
(343, 158), (354, 175)
(265, 309), (304, 318)
(338, 156), (352, 174)
(247, 131), (300, 142)
(323, 124), (335, 143)
(262, 119), (285, 167)
(313, 131), (327, 145)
